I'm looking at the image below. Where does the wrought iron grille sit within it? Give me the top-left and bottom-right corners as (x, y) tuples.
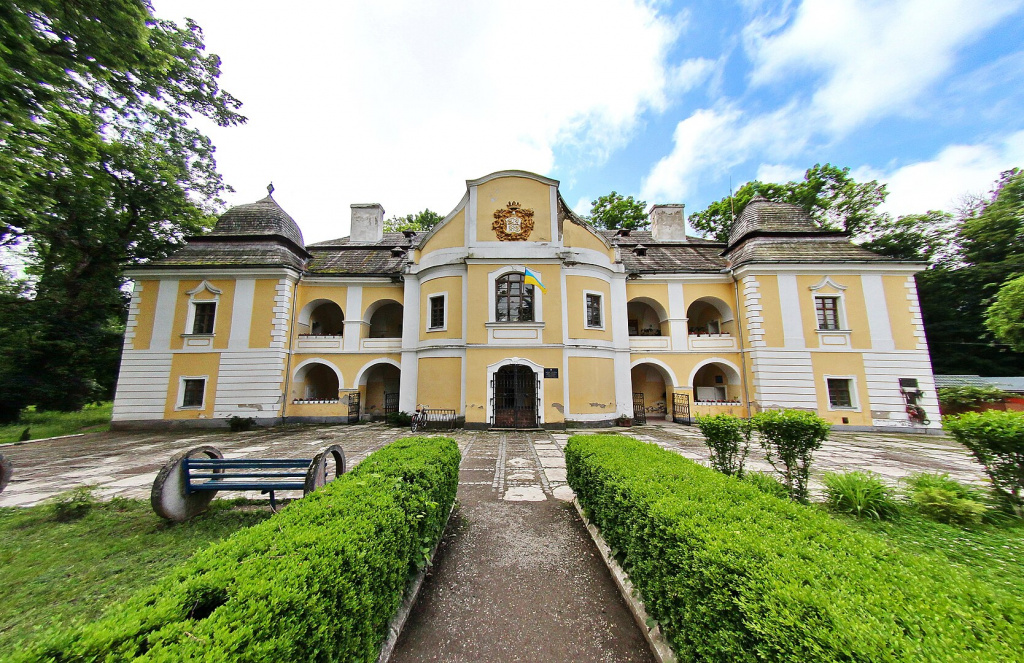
(383, 392), (399, 416)
(632, 392), (647, 425)
(490, 364), (538, 429)
(347, 392), (361, 423)
(672, 393), (691, 425)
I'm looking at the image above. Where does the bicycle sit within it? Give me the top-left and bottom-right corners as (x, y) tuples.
(410, 405), (428, 433)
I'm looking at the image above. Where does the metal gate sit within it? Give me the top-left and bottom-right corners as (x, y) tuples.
(347, 392), (361, 423)
(383, 392), (398, 416)
(632, 392), (647, 425)
(672, 393), (691, 424)
(491, 365), (539, 429)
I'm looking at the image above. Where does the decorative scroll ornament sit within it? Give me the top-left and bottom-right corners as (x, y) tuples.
(492, 201), (535, 241)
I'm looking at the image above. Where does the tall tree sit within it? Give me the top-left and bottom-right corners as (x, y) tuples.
(986, 274), (1024, 353)
(383, 209), (444, 233)
(588, 191), (649, 230)
(859, 211), (957, 263)
(916, 169), (1024, 376)
(0, 2), (244, 419)
(689, 164), (888, 242)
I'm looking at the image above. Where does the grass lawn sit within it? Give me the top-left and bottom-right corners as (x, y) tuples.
(839, 510), (1024, 599)
(0, 402), (112, 445)
(0, 496), (273, 654)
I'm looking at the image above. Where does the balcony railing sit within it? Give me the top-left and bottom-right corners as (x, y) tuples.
(687, 333), (737, 351)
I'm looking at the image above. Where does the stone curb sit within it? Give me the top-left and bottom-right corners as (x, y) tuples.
(1, 433), (84, 447)
(573, 498), (677, 663)
(378, 504), (456, 663)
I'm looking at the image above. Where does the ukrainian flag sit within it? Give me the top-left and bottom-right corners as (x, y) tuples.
(523, 267), (546, 293)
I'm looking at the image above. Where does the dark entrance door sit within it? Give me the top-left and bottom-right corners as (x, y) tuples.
(492, 365), (538, 429)
(632, 392), (647, 425)
(673, 393), (691, 424)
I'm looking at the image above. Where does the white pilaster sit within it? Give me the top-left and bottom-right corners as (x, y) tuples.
(667, 281), (688, 350)
(228, 279), (255, 350)
(399, 275), (421, 412)
(610, 275), (634, 417)
(150, 278), (179, 350)
(343, 285), (363, 352)
(861, 274), (895, 351)
(777, 273), (805, 349)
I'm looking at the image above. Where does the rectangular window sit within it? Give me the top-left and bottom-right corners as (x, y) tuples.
(815, 296), (839, 330)
(585, 293), (602, 328)
(192, 302), (216, 334)
(182, 378), (206, 408)
(429, 295), (445, 329)
(827, 378), (853, 408)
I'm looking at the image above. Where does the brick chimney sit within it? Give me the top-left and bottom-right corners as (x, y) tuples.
(649, 204), (687, 242)
(350, 204), (385, 243)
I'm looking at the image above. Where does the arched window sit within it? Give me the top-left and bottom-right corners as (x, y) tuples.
(495, 273), (534, 322)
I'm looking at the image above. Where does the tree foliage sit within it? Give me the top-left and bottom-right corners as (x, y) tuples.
(689, 164), (887, 242)
(859, 211), (957, 263)
(985, 274), (1024, 353)
(588, 191), (649, 230)
(383, 209), (444, 233)
(0, 2), (244, 421)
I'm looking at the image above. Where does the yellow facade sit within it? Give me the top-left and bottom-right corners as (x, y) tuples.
(115, 169), (937, 432)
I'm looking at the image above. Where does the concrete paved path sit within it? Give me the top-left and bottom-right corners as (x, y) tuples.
(390, 431), (653, 663)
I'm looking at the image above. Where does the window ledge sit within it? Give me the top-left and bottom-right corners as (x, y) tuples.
(485, 321), (544, 329)
(815, 328), (851, 334)
(427, 326), (448, 333)
(180, 333), (215, 338)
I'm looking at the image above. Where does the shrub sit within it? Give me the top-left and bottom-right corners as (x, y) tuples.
(943, 410), (1024, 518)
(387, 410), (412, 427)
(823, 471), (900, 520)
(49, 486), (96, 522)
(565, 434), (1023, 662)
(694, 413), (751, 477)
(904, 473), (989, 525)
(17, 437), (460, 663)
(937, 385), (1008, 409)
(226, 416), (256, 432)
(750, 409), (831, 502)
(742, 471), (789, 499)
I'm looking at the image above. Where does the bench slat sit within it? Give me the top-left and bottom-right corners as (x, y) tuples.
(185, 459), (311, 468)
(189, 481), (307, 492)
(188, 472), (308, 479)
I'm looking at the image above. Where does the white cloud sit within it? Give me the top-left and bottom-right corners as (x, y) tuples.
(156, 0), (687, 242)
(855, 131), (1024, 216)
(640, 102), (805, 201)
(746, 0), (1024, 132)
(755, 163), (805, 184)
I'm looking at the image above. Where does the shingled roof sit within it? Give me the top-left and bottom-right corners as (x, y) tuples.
(208, 193), (305, 248)
(726, 236), (894, 267)
(726, 196), (820, 247)
(147, 238), (308, 270)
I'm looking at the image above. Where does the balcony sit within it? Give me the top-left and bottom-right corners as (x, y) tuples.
(360, 337), (402, 352)
(629, 335), (671, 351)
(296, 334), (344, 351)
(687, 333), (737, 351)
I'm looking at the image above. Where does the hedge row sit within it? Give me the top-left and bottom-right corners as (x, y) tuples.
(565, 434), (1022, 662)
(14, 436), (460, 663)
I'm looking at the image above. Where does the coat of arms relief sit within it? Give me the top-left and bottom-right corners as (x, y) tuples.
(492, 201), (535, 241)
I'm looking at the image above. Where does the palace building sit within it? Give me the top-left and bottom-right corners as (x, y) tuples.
(111, 170), (940, 430)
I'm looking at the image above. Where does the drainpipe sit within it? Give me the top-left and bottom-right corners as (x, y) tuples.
(726, 268), (753, 419)
(280, 270), (303, 421)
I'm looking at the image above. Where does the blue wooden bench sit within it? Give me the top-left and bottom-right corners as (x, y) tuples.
(152, 444), (345, 521)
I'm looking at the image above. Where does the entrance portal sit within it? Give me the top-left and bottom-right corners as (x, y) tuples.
(492, 364), (538, 429)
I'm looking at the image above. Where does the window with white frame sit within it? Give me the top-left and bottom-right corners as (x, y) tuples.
(180, 377), (206, 408)
(495, 273), (534, 322)
(428, 293), (447, 330)
(585, 292), (603, 329)
(826, 377), (854, 408)
(815, 296), (841, 330)
(191, 301), (217, 334)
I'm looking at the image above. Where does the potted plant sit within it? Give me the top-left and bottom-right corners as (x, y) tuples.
(616, 415), (633, 427)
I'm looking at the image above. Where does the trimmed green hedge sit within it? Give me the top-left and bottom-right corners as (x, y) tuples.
(566, 434), (1022, 662)
(13, 436), (460, 663)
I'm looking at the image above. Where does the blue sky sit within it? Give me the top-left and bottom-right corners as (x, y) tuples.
(156, 0), (1024, 243)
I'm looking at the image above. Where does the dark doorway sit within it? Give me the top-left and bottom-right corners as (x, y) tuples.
(632, 392), (647, 425)
(492, 365), (538, 429)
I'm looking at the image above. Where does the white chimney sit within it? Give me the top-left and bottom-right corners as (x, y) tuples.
(350, 203), (385, 243)
(649, 204), (687, 242)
